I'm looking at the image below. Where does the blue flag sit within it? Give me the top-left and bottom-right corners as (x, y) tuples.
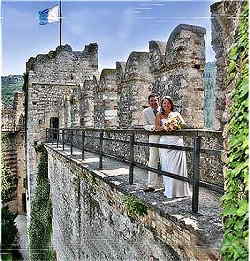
(39, 5), (59, 25)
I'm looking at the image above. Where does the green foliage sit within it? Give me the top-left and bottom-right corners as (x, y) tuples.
(221, 3), (248, 260)
(1, 77), (23, 105)
(1, 206), (18, 249)
(2, 254), (12, 261)
(123, 195), (148, 218)
(29, 145), (53, 261)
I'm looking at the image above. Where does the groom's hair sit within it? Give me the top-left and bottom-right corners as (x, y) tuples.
(148, 93), (158, 102)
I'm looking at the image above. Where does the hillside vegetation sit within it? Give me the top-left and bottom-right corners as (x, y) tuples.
(1, 75), (24, 105)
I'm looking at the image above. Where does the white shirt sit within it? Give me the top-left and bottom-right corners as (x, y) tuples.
(143, 106), (160, 131)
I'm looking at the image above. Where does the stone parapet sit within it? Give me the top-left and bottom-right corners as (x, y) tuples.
(119, 51), (153, 128)
(150, 24), (206, 128)
(46, 144), (223, 261)
(26, 43), (98, 85)
(95, 69), (118, 127)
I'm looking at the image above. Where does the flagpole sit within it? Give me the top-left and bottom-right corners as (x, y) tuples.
(59, 0), (62, 46)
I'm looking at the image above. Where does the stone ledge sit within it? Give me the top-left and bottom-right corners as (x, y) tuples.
(45, 143), (223, 260)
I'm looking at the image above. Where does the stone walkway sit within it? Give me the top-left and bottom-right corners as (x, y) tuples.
(15, 214), (28, 261)
(46, 142), (224, 250)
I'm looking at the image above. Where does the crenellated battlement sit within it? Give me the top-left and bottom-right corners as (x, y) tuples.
(25, 23), (207, 208)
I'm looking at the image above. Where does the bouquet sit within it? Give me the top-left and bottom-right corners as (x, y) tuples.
(162, 115), (184, 132)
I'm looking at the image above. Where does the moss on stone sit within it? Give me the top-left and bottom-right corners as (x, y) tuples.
(29, 145), (53, 261)
(123, 195), (148, 218)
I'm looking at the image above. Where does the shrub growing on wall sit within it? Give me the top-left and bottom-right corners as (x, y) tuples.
(221, 2), (248, 260)
(1, 206), (18, 250)
(29, 145), (53, 261)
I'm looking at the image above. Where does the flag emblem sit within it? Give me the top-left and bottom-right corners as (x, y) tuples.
(39, 5), (59, 25)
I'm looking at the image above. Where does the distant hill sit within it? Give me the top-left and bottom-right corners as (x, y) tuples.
(1, 75), (24, 105)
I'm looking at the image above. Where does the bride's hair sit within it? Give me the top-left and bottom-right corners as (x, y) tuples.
(160, 96), (174, 113)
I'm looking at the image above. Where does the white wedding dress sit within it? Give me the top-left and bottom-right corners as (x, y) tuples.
(159, 112), (191, 198)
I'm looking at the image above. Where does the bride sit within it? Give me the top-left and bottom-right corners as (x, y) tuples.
(155, 96), (191, 198)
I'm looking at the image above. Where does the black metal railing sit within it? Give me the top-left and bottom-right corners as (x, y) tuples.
(45, 127), (224, 213)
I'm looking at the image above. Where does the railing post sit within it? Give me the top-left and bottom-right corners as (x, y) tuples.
(57, 129), (59, 148)
(48, 129), (51, 143)
(82, 130), (85, 160)
(99, 131), (104, 169)
(129, 133), (135, 185)
(50, 128), (54, 145)
(46, 128), (48, 142)
(70, 130), (73, 155)
(62, 129), (65, 151)
(192, 136), (201, 213)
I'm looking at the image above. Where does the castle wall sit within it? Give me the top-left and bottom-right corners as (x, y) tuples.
(26, 44), (99, 208)
(79, 78), (96, 128)
(46, 145), (221, 261)
(2, 133), (17, 212)
(26, 44), (98, 84)
(26, 22), (207, 230)
(94, 69), (118, 128)
(94, 78), (105, 128)
(22, 17), (232, 260)
(119, 52), (153, 128)
(13, 92), (25, 131)
(2, 106), (15, 131)
(16, 132), (26, 213)
(203, 63), (217, 128)
(115, 62), (126, 127)
(210, 1), (242, 130)
(150, 25), (206, 128)
(2, 91), (26, 214)
(2, 132), (26, 214)
(101, 69), (118, 127)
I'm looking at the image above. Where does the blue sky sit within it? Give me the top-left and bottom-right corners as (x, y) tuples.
(1, 0), (217, 75)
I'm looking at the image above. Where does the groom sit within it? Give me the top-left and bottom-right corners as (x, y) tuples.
(143, 94), (163, 192)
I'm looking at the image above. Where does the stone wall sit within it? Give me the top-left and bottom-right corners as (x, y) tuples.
(203, 62), (217, 128)
(94, 69), (118, 127)
(2, 92), (25, 131)
(46, 145), (221, 261)
(211, 1), (242, 130)
(16, 132), (26, 213)
(150, 24), (206, 128)
(119, 51), (153, 128)
(23, 17), (230, 259)
(2, 91), (26, 214)
(13, 92), (25, 130)
(2, 133), (17, 212)
(116, 62), (127, 127)
(26, 22), (207, 227)
(2, 105), (15, 131)
(25, 23), (209, 222)
(26, 44), (99, 207)
(80, 77), (97, 127)
(2, 132), (26, 214)
(26, 24), (206, 135)
(26, 43), (98, 84)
